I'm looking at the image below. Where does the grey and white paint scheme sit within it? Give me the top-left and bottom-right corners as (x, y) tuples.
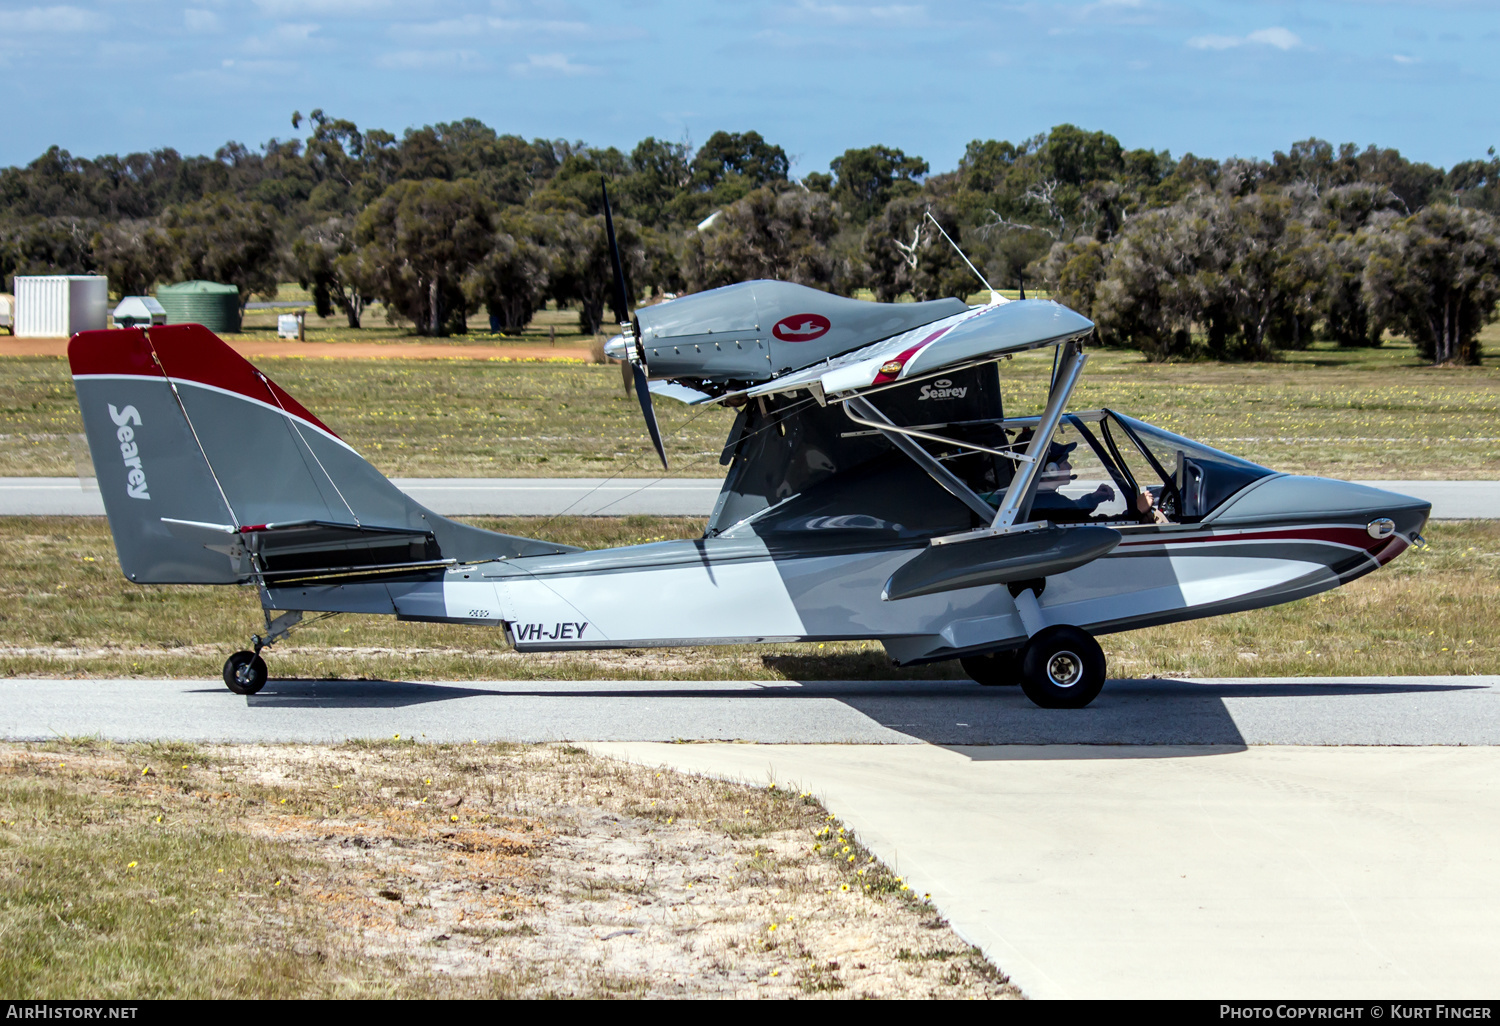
(68, 283), (1429, 707)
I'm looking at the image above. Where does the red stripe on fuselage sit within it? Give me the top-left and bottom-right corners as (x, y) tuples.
(1118, 525), (1386, 553)
(68, 324), (340, 439)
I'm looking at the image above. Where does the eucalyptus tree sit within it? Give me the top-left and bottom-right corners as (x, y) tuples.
(348, 178), (492, 336)
(1363, 204), (1500, 365)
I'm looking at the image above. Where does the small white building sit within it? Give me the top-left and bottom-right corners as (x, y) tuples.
(14, 275), (109, 337)
(112, 296), (167, 328)
(0, 294), (12, 333)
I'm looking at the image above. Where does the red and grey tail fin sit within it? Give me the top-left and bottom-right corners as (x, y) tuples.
(69, 323), (574, 584)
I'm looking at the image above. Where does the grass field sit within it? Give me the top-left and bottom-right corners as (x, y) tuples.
(0, 516), (1494, 681)
(0, 739), (1012, 998)
(234, 287), (614, 348)
(4, 330), (1498, 479)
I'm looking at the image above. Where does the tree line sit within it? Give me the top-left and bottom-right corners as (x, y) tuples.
(2, 113), (1498, 362)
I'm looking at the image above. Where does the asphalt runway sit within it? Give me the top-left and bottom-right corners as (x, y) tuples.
(3, 675), (1498, 745)
(1, 477), (1494, 518)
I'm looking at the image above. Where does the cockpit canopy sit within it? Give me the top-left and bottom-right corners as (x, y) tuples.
(1031, 411), (1275, 525)
(711, 386), (1276, 547)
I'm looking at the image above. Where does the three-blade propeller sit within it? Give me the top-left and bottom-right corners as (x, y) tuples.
(602, 181), (668, 471)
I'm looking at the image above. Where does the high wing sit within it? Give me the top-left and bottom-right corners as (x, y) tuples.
(743, 298), (1093, 401)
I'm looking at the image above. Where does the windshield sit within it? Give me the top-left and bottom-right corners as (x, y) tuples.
(1106, 412), (1275, 520)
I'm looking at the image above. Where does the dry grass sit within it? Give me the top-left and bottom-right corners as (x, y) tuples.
(0, 516), (1494, 681)
(3, 334), (1499, 478)
(0, 740), (1017, 999)
(231, 293), (611, 349)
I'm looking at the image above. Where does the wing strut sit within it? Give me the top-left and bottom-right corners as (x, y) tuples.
(844, 396), (996, 522)
(989, 338), (1087, 532)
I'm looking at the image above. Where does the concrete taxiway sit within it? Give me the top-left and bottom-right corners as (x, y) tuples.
(595, 741), (1500, 1000)
(1, 477), (1495, 518)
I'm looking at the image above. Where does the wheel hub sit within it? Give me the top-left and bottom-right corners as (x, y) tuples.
(1046, 650), (1082, 688)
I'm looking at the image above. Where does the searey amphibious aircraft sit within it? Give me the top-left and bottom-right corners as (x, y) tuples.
(68, 199), (1430, 709)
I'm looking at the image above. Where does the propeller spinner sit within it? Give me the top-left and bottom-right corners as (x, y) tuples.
(601, 181), (668, 471)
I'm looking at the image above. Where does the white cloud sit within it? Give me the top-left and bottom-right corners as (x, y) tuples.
(406, 14), (489, 37)
(1188, 26), (1303, 51)
(509, 51), (598, 76)
(183, 8), (220, 32)
(10, 5), (98, 32)
(788, 1), (926, 25)
(242, 21), (320, 54)
(375, 48), (487, 70)
(1074, 0), (1162, 25)
(1246, 27), (1301, 50)
(252, 0), (393, 16)
(219, 57), (299, 74)
(489, 17), (592, 35)
(274, 22), (319, 43)
(404, 14), (591, 39)
(1393, 53), (1418, 63)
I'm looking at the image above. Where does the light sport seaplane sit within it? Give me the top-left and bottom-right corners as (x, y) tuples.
(67, 194), (1430, 708)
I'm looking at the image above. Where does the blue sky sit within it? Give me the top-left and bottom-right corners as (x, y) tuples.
(3, 0), (1497, 174)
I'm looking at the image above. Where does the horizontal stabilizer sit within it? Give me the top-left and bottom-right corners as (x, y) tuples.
(161, 517), (444, 579)
(882, 525), (1120, 601)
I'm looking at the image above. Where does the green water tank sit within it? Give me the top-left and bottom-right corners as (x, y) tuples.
(155, 281), (241, 333)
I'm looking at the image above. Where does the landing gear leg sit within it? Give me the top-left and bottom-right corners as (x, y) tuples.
(222, 610), (303, 696)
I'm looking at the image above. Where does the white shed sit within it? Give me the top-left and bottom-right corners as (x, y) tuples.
(14, 275), (109, 337)
(112, 295), (167, 328)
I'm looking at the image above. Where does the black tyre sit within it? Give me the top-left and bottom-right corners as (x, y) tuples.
(960, 649), (1022, 686)
(223, 651), (267, 695)
(1019, 625), (1105, 709)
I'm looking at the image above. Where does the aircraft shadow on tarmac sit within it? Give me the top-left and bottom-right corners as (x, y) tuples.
(201, 677), (1485, 754)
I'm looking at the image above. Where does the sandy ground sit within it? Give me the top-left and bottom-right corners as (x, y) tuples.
(0, 741), (1017, 998)
(0, 337), (596, 361)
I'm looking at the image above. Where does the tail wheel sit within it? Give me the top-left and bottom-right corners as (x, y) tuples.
(960, 650), (1022, 686)
(1019, 625), (1105, 709)
(223, 651), (268, 696)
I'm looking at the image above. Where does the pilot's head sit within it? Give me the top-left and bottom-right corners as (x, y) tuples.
(1044, 440), (1078, 475)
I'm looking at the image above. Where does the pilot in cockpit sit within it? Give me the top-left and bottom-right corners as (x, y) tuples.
(1033, 440), (1117, 517)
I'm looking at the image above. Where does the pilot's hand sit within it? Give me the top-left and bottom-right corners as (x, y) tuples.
(1138, 487), (1169, 524)
(1081, 483), (1115, 512)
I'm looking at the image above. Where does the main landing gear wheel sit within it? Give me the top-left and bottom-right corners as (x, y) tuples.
(223, 651), (267, 696)
(1019, 625), (1106, 709)
(960, 650), (1022, 686)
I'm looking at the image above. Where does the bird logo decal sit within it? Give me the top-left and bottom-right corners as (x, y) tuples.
(772, 314), (831, 342)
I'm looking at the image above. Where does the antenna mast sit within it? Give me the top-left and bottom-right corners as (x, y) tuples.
(924, 210), (1004, 304)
